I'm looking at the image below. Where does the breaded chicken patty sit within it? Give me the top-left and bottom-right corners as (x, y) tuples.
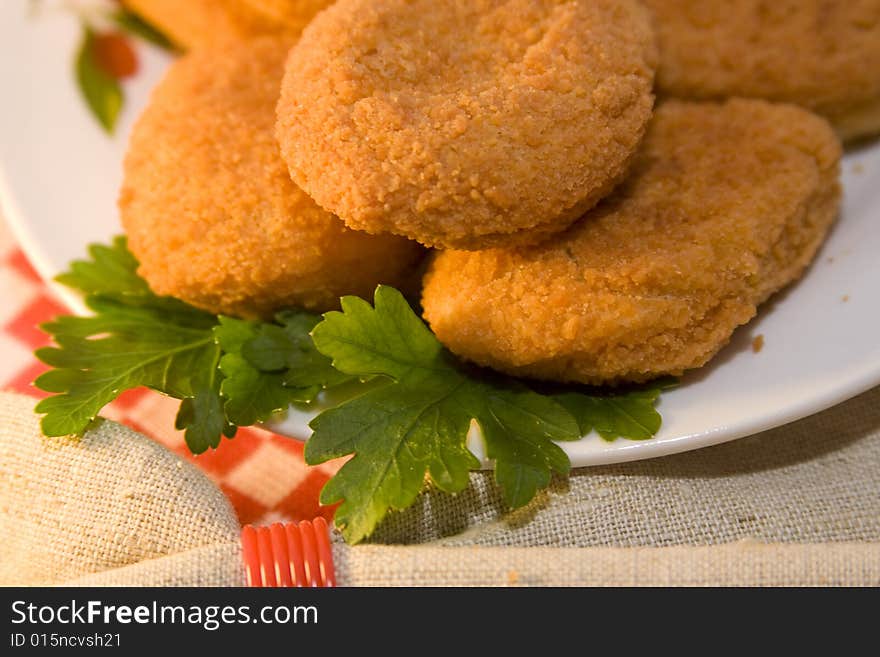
(643, 0), (880, 142)
(276, 0), (657, 250)
(422, 100), (842, 384)
(120, 37), (423, 319)
(122, 0), (332, 50)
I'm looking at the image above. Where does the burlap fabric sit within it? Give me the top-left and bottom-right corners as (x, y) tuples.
(1, 390), (878, 586)
(0, 392), (241, 586)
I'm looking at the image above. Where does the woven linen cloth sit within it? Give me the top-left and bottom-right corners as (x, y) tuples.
(2, 390), (879, 586)
(0, 392), (242, 586)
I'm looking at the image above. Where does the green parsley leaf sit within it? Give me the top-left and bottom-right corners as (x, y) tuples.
(111, 9), (176, 51)
(35, 237), (342, 452)
(214, 312), (355, 426)
(306, 286), (578, 542)
(246, 311), (353, 390)
(54, 236), (148, 296)
(35, 294), (222, 444)
(176, 389), (236, 454)
(215, 317), (307, 426)
(75, 26), (123, 134)
(553, 378), (674, 442)
(307, 378), (480, 542)
(470, 388), (576, 507)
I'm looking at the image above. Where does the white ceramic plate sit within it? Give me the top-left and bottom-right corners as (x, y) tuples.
(2, 0), (879, 467)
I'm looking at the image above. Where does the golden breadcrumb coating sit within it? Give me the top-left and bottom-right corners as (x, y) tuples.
(276, 0), (657, 250)
(422, 100), (842, 384)
(120, 37), (423, 319)
(121, 0), (332, 50)
(643, 0), (880, 141)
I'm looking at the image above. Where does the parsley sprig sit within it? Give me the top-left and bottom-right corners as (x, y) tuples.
(307, 288), (578, 540)
(35, 238), (670, 542)
(35, 237), (335, 453)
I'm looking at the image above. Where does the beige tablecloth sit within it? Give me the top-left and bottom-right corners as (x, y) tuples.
(1, 389), (878, 586)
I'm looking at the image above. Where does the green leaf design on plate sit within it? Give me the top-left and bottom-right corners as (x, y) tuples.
(75, 26), (123, 134)
(111, 9), (175, 51)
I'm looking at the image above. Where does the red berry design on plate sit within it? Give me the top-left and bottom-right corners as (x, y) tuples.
(91, 31), (139, 79)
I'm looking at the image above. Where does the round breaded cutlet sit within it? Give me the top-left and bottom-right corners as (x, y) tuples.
(120, 37), (423, 319)
(642, 0), (880, 142)
(422, 99), (842, 385)
(121, 0), (332, 50)
(276, 0), (657, 250)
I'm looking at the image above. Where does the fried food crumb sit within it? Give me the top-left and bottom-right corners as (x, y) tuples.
(752, 335), (765, 354)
